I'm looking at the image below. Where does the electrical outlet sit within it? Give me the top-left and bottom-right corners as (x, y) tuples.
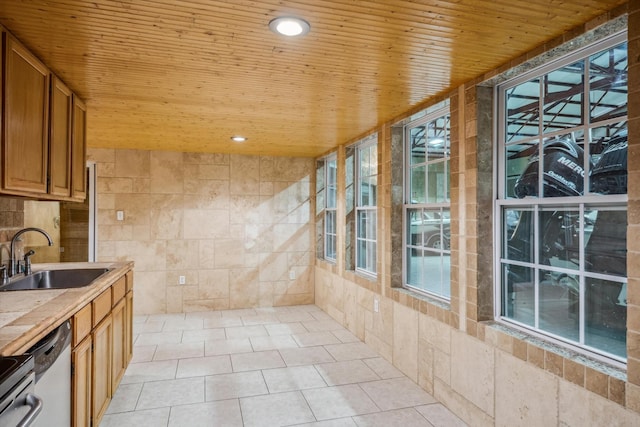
(178, 275), (186, 285)
(374, 298), (379, 313)
(116, 210), (125, 221)
(289, 269), (296, 280)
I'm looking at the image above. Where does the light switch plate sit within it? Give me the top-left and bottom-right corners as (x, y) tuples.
(116, 210), (124, 221)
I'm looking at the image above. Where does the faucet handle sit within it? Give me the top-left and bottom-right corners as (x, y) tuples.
(0, 264), (7, 284)
(23, 250), (35, 275)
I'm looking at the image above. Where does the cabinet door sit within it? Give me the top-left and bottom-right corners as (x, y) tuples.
(72, 336), (92, 427)
(2, 33), (50, 194)
(111, 299), (126, 390)
(92, 315), (112, 426)
(125, 290), (134, 363)
(49, 76), (72, 197)
(71, 96), (86, 200)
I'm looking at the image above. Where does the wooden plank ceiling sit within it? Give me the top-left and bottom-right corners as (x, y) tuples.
(0, 0), (627, 157)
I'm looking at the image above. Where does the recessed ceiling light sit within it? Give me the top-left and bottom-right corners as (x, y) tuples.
(231, 136), (247, 142)
(269, 16), (310, 37)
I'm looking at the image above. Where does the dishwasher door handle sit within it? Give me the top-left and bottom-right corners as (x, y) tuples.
(16, 393), (42, 427)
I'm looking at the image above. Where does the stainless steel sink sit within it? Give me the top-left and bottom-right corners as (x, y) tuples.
(0, 268), (111, 291)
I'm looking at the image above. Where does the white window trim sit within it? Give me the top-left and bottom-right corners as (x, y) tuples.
(493, 31), (628, 364)
(355, 134), (378, 277)
(324, 154), (337, 263)
(402, 104), (452, 300)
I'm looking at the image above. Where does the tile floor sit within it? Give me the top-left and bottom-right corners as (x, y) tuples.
(99, 305), (468, 427)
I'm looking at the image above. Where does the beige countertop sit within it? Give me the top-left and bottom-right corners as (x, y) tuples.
(0, 261), (134, 356)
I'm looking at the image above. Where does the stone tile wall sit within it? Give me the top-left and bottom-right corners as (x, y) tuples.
(89, 148), (314, 314)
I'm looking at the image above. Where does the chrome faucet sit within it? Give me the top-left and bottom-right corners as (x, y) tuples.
(9, 228), (53, 277)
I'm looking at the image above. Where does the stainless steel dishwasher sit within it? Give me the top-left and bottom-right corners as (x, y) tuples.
(0, 354), (42, 426)
(29, 321), (71, 427)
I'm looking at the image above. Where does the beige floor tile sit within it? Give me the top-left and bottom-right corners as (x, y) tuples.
(205, 371), (268, 401)
(221, 308), (258, 317)
(276, 311), (316, 323)
(241, 313), (279, 325)
(185, 311), (222, 320)
(226, 325), (269, 339)
(231, 350), (286, 371)
(110, 305), (462, 427)
(130, 345), (156, 363)
(153, 341), (205, 361)
(262, 366), (327, 393)
(136, 377), (205, 410)
(309, 311), (336, 321)
(168, 400), (243, 427)
(279, 346), (336, 366)
(181, 328), (226, 343)
(204, 316), (244, 328)
(293, 331), (342, 347)
(133, 315), (149, 324)
(100, 407), (170, 427)
(352, 408), (434, 427)
(302, 319), (345, 332)
(265, 322), (308, 336)
(415, 403), (468, 427)
(303, 384), (379, 420)
(363, 357), (405, 379)
(133, 321), (164, 334)
(240, 391), (316, 427)
(176, 355), (233, 378)
(121, 359), (178, 384)
(205, 338), (253, 356)
(315, 360), (380, 386)
(250, 335), (299, 351)
(359, 378), (436, 411)
(162, 318), (204, 331)
(295, 419), (357, 427)
(332, 329), (360, 343)
(135, 330), (183, 346)
(324, 342), (380, 361)
(105, 383), (143, 414)
(146, 313), (186, 322)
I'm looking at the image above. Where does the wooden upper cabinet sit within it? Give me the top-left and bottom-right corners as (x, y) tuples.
(2, 32), (50, 194)
(71, 96), (86, 200)
(49, 75), (73, 197)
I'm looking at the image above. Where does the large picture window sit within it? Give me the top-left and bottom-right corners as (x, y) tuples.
(324, 154), (337, 262)
(497, 34), (628, 361)
(355, 136), (378, 275)
(404, 106), (451, 299)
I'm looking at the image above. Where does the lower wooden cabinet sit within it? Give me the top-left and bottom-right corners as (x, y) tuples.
(71, 336), (92, 427)
(92, 314), (112, 425)
(125, 290), (134, 363)
(71, 272), (133, 427)
(111, 298), (126, 390)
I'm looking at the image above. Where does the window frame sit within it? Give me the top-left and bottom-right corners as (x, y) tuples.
(494, 32), (628, 363)
(324, 153), (338, 262)
(402, 104), (452, 300)
(354, 134), (378, 277)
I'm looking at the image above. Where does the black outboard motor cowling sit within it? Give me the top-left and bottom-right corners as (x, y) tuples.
(514, 137), (587, 198)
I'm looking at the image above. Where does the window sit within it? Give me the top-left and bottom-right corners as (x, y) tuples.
(497, 34), (628, 361)
(324, 154), (337, 262)
(404, 106), (451, 299)
(355, 135), (378, 275)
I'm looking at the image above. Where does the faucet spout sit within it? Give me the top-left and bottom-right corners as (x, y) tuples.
(9, 227), (54, 277)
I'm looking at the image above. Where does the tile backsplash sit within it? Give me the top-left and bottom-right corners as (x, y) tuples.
(0, 197), (24, 264)
(89, 148), (315, 314)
